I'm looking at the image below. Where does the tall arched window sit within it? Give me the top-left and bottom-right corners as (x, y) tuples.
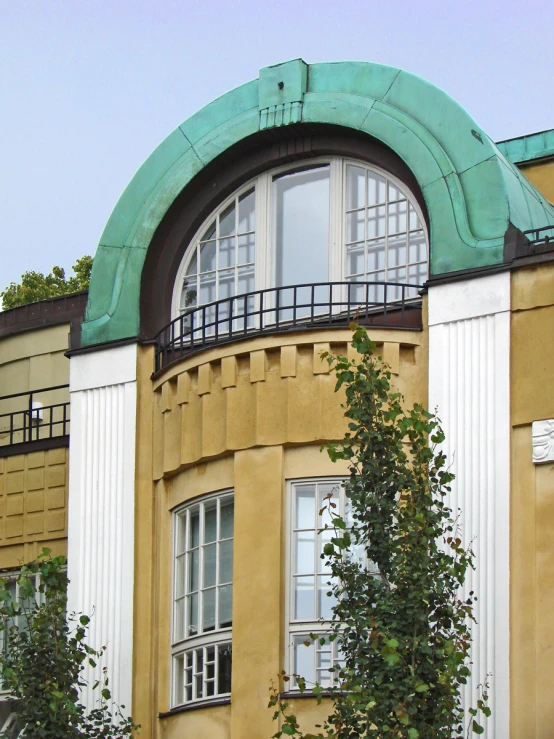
(171, 158), (428, 323)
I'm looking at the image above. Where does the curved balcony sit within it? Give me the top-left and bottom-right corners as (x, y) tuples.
(154, 281), (423, 373)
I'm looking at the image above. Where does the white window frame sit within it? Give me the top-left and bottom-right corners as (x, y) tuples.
(171, 158), (429, 322)
(171, 490), (234, 708)
(285, 478), (349, 691)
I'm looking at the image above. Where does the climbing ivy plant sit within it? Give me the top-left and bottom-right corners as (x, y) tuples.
(269, 326), (490, 739)
(0, 549), (139, 738)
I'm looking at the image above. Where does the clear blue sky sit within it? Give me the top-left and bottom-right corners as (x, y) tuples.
(1, 0), (553, 291)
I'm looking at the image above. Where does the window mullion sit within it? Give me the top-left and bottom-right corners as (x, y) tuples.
(255, 174), (270, 293)
(328, 158), (343, 284)
(199, 502), (205, 635)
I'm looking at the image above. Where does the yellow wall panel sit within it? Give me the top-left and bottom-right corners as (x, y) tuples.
(0, 447), (68, 568)
(512, 307), (554, 426)
(520, 160), (554, 204)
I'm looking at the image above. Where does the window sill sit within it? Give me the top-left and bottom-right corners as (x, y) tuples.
(280, 690), (339, 700)
(159, 696), (231, 718)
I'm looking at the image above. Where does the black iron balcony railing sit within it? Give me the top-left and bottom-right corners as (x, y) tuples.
(0, 384), (70, 454)
(524, 225), (554, 251)
(155, 281), (423, 372)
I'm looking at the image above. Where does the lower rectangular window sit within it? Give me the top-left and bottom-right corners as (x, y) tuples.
(173, 641), (232, 704)
(171, 491), (234, 707)
(287, 478), (374, 691)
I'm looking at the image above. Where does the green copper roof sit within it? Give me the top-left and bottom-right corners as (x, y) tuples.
(497, 128), (554, 165)
(83, 59), (554, 347)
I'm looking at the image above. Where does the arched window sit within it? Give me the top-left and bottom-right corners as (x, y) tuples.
(171, 157), (428, 326)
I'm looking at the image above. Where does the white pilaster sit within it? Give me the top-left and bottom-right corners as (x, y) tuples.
(67, 344), (137, 714)
(428, 272), (510, 739)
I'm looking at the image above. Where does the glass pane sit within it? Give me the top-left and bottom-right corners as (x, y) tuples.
(408, 262), (428, 286)
(318, 575), (337, 619)
(190, 509), (200, 548)
(367, 205), (386, 239)
(237, 266), (254, 296)
(387, 234), (407, 267)
(295, 485), (315, 528)
(409, 204), (422, 231)
(346, 243), (365, 278)
(408, 231), (426, 265)
(219, 540), (233, 584)
(201, 220), (216, 242)
(346, 165), (366, 210)
(219, 202), (236, 238)
(175, 515), (186, 554)
(203, 588), (216, 631)
(204, 503), (217, 543)
(346, 210), (365, 243)
(218, 644), (232, 693)
(388, 181), (404, 202)
(294, 576), (315, 619)
(238, 233), (255, 265)
(199, 273), (216, 306)
(174, 655), (184, 705)
(368, 173), (386, 205)
(180, 278), (197, 313)
(220, 499), (234, 539)
(367, 276), (386, 302)
(174, 597), (185, 642)
(294, 636), (315, 685)
(367, 240), (386, 272)
(219, 237), (235, 269)
(200, 241), (217, 272)
(219, 584), (233, 628)
(295, 531), (315, 575)
(175, 554), (185, 598)
(219, 270), (235, 302)
(319, 483), (339, 530)
(388, 199), (407, 235)
(273, 166), (330, 287)
(238, 189), (255, 233)
(187, 593), (198, 636)
(186, 250), (198, 276)
(188, 549), (199, 593)
(203, 543), (217, 588)
(347, 280), (366, 306)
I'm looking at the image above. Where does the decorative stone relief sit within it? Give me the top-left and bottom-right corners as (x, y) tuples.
(532, 419), (554, 464)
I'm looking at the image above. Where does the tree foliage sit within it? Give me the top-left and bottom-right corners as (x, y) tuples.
(0, 256), (93, 310)
(269, 326), (490, 738)
(0, 549), (138, 738)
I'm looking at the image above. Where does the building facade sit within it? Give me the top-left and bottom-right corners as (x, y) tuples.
(1, 60), (554, 738)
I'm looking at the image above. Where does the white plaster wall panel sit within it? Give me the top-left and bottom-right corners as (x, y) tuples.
(428, 272), (510, 739)
(68, 344), (137, 713)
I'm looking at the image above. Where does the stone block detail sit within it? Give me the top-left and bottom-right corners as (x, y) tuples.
(154, 337), (419, 478)
(0, 447), (68, 547)
(532, 419), (554, 464)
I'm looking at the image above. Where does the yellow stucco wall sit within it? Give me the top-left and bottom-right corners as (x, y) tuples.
(133, 320), (428, 738)
(511, 262), (554, 739)
(519, 159), (554, 204)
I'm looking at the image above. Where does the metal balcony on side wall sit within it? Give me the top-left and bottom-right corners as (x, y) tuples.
(522, 225), (554, 255)
(0, 385), (70, 457)
(154, 280), (424, 373)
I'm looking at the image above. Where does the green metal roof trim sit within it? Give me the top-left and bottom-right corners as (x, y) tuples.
(83, 59), (554, 346)
(497, 129), (554, 165)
